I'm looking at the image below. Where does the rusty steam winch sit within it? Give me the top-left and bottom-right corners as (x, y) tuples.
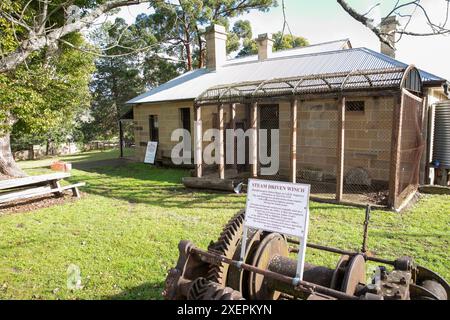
(163, 209), (449, 300)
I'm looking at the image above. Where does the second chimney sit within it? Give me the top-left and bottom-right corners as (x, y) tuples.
(205, 24), (227, 71)
(380, 16), (398, 58)
(256, 33), (274, 61)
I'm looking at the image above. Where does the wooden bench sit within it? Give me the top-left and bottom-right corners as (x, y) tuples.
(0, 173), (85, 205)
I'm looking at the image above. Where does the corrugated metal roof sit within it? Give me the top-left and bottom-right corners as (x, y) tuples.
(223, 39), (351, 66)
(127, 46), (446, 104)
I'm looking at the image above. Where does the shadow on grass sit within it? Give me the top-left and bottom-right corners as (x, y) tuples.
(69, 161), (245, 210)
(105, 281), (165, 300)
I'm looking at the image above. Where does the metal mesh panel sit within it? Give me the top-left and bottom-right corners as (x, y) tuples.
(258, 104), (282, 180)
(342, 98), (393, 206)
(296, 101), (338, 199)
(397, 92), (424, 199)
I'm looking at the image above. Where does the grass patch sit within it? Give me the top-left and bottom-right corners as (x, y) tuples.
(0, 149), (448, 299)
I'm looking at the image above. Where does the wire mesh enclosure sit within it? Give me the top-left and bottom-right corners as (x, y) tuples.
(397, 91), (425, 202)
(192, 65), (426, 210)
(342, 98), (394, 206)
(296, 100), (338, 199)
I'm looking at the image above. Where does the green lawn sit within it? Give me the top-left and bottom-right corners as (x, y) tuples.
(0, 149), (449, 299)
(18, 148), (133, 171)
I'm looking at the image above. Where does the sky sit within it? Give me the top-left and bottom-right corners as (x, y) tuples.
(109, 0), (450, 80)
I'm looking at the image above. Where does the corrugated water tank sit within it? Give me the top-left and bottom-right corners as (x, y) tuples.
(433, 102), (450, 168)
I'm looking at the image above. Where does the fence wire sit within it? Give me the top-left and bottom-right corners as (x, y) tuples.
(397, 93), (424, 200)
(198, 92), (423, 209)
(296, 101), (338, 199)
(342, 99), (393, 206)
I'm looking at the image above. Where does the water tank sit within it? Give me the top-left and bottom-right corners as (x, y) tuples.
(433, 102), (450, 168)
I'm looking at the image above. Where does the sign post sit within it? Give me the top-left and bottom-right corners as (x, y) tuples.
(144, 141), (158, 164)
(241, 179), (310, 282)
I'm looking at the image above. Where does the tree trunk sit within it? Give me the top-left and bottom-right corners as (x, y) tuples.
(195, 26), (204, 68)
(0, 133), (27, 178)
(185, 42), (192, 71)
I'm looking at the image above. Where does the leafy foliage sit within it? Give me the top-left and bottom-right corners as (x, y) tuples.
(0, 33), (94, 146)
(141, 0), (277, 70)
(229, 22), (309, 57)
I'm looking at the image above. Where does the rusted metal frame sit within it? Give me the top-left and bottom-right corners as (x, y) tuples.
(388, 92), (404, 210)
(319, 77), (333, 89)
(341, 70), (371, 90)
(218, 103), (225, 180)
(214, 68), (405, 92)
(194, 102), (203, 178)
(251, 78), (273, 96)
(285, 81), (295, 88)
(286, 239), (396, 266)
(336, 96), (346, 202)
(292, 78), (306, 95)
(196, 87), (402, 106)
(218, 86), (242, 104)
(290, 98), (298, 183)
(400, 64), (422, 91)
(203, 80), (403, 102)
(196, 68), (405, 104)
(393, 89), (424, 209)
(400, 87), (424, 189)
(188, 246), (359, 300)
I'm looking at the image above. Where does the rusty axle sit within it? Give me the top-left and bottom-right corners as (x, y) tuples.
(287, 239), (396, 265)
(189, 245), (359, 300)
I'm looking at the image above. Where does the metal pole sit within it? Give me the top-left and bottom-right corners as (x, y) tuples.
(218, 103), (225, 179)
(194, 104), (203, 178)
(286, 239), (396, 266)
(361, 205), (371, 253)
(119, 120), (124, 158)
(290, 98), (298, 183)
(336, 96), (346, 202)
(250, 101), (258, 178)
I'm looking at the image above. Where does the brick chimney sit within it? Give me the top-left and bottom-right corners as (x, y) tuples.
(205, 24), (227, 70)
(380, 16), (398, 58)
(256, 33), (274, 61)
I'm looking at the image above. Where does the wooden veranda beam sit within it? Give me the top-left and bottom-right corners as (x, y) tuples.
(251, 102), (258, 178)
(336, 96), (346, 202)
(388, 93), (404, 209)
(290, 98), (298, 183)
(218, 104), (225, 179)
(194, 104), (203, 178)
(230, 103), (237, 171)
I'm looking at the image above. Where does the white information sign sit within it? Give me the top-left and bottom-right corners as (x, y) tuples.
(144, 141), (158, 164)
(242, 179), (311, 281)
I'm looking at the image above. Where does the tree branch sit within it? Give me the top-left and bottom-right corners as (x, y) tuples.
(337, 0), (450, 50)
(0, 0), (152, 73)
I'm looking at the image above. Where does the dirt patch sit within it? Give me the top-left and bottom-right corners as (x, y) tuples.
(0, 191), (84, 216)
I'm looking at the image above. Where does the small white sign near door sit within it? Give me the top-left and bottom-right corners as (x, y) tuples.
(242, 179), (311, 281)
(144, 141), (158, 164)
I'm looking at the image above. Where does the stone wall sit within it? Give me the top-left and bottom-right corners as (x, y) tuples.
(292, 97), (394, 183)
(133, 96), (395, 184)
